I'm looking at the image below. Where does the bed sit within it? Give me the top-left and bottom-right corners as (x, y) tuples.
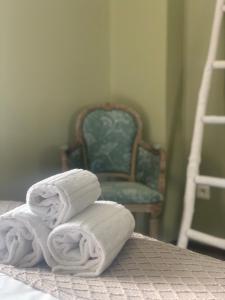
(0, 201), (225, 300)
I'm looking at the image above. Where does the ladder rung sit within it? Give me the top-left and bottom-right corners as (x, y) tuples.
(195, 175), (225, 188)
(203, 115), (225, 124)
(213, 60), (225, 69)
(187, 229), (225, 250)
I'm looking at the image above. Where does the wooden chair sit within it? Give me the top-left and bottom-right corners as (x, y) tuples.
(61, 103), (166, 238)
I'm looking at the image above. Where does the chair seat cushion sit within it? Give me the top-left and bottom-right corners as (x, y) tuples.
(100, 181), (163, 204)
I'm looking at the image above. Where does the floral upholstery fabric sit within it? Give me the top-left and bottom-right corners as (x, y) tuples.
(67, 108), (163, 207)
(82, 109), (138, 174)
(136, 146), (161, 191)
(100, 181), (163, 204)
(67, 143), (163, 206)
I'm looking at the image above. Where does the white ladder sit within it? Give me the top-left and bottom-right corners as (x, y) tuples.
(177, 0), (225, 250)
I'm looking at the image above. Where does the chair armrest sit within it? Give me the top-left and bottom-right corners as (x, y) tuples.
(136, 141), (166, 194)
(60, 144), (85, 171)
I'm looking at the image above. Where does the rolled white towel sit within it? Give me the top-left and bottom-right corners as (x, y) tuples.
(27, 169), (101, 229)
(47, 201), (135, 277)
(0, 204), (55, 268)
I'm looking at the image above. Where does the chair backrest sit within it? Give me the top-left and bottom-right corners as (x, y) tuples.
(76, 103), (142, 181)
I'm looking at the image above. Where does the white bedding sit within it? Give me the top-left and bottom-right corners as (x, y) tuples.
(0, 273), (57, 300)
(0, 201), (57, 300)
(1, 201), (225, 300)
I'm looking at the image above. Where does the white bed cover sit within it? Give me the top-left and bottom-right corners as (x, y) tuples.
(0, 273), (57, 300)
(2, 201), (225, 300)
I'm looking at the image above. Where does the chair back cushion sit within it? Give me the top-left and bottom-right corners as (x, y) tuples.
(76, 104), (142, 179)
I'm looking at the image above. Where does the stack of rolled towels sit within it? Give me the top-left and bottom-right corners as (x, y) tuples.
(0, 169), (135, 277)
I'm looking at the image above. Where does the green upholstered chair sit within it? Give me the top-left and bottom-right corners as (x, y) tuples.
(61, 103), (166, 238)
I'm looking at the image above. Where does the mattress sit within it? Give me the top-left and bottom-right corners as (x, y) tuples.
(1, 201), (225, 299)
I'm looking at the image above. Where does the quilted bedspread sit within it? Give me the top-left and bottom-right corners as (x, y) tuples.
(0, 232), (225, 300)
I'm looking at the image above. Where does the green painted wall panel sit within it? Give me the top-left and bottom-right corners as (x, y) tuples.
(0, 0), (110, 200)
(110, 0), (167, 146)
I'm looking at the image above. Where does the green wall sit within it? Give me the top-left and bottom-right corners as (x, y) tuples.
(1, 0), (224, 242)
(162, 0), (225, 241)
(110, 0), (167, 146)
(183, 0), (225, 238)
(110, 0), (225, 242)
(110, 0), (169, 236)
(110, 0), (185, 241)
(161, 0), (185, 241)
(0, 0), (110, 200)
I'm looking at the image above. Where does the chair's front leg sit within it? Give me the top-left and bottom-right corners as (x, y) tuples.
(149, 215), (159, 239)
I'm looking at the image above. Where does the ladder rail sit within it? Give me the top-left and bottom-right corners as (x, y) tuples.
(178, 0), (225, 248)
(196, 175), (225, 188)
(203, 115), (225, 124)
(189, 0), (224, 171)
(213, 60), (225, 68)
(187, 229), (225, 250)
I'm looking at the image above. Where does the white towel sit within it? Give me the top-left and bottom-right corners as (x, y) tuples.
(47, 201), (135, 276)
(0, 205), (55, 268)
(27, 169), (101, 229)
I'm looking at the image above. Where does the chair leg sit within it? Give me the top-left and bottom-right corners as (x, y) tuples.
(149, 215), (159, 239)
